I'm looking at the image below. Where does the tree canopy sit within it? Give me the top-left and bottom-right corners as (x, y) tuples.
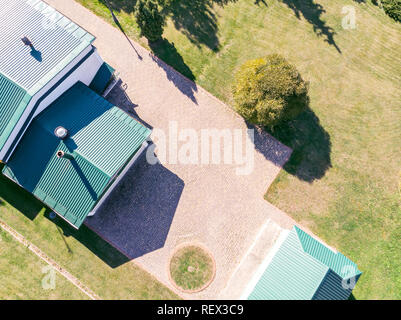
(232, 54), (309, 127)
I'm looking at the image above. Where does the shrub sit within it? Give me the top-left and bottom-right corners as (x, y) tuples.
(381, 0), (401, 22)
(135, 0), (165, 43)
(232, 54), (309, 128)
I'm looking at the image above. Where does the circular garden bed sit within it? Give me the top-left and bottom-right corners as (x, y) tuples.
(169, 244), (215, 293)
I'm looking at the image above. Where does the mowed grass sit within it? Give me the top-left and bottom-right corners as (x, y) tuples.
(170, 246), (215, 291)
(0, 229), (88, 300)
(0, 173), (179, 300)
(75, 0), (401, 299)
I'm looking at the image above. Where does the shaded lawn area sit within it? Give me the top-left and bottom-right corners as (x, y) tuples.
(0, 172), (179, 300)
(0, 229), (88, 300)
(75, 0), (401, 299)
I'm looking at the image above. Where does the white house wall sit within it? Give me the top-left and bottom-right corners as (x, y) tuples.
(0, 46), (104, 162)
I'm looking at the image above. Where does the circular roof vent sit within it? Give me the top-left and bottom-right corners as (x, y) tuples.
(54, 126), (68, 139)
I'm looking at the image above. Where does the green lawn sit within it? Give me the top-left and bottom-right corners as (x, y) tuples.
(170, 246), (215, 291)
(0, 229), (88, 299)
(0, 172), (179, 299)
(75, 0), (401, 299)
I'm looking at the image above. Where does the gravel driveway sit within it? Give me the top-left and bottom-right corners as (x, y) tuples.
(48, 0), (295, 299)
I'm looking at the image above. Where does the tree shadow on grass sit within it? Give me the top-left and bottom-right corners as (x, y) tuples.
(101, 0), (143, 59)
(149, 38), (198, 103)
(101, 1), (199, 103)
(100, 0), (137, 13)
(266, 107), (332, 182)
(255, 0), (268, 6)
(102, 0), (237, 51)
(280, 0), (342, 53)
(163, 0), (238, 52)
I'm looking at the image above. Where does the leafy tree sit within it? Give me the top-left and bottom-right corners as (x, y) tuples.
(135, 0), (165, 43)
(232, 54), (309, 128)
(381, 0), (401, 22)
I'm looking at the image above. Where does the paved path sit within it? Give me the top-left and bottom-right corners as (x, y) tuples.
(48, 0), (296, 299)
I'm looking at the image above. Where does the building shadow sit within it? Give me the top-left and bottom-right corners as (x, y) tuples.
(149, 39), (198, 103)
(280, 0), (341, 53)
(265, 107), (332, 182)
(0, 167), (45, 220)
(106, 79), (153, 129)
(44, 211), (130, 268)
(0, 164), (130, 268)
(85, 152), (184, 260)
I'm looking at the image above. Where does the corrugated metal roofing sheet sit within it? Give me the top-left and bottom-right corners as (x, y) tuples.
(248, 226), (362, 300)
(0, 0), (95, 93)
(0, 0), (95, 154)
(248, 227), (328, 300)
(312, 270), (356, 300)
(3, 82), (151, 228)
(0, 74), (32, 150)
(295, 227), (361, 279)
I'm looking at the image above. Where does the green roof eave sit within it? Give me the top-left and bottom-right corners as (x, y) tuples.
(0, 72), (32, 152)
(0, 93), (32, 148)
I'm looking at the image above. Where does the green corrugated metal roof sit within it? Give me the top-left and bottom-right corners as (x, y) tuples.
(0, 0), (95, 154)
(3, 82), (151, 228)
(295, 227), (360, 279)
(0, 74), (32, 151)
(248, 226), (362, 300)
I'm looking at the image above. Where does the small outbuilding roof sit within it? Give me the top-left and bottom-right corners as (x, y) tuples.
(3, 82), (151, 228)
(0, 0), (95, 152)
(248, 226), (362, 300)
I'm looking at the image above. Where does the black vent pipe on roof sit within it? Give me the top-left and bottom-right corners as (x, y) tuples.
(56, 150), (74, 160)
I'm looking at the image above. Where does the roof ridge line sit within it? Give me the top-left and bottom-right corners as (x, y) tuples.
(294, 226), (361, 278)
